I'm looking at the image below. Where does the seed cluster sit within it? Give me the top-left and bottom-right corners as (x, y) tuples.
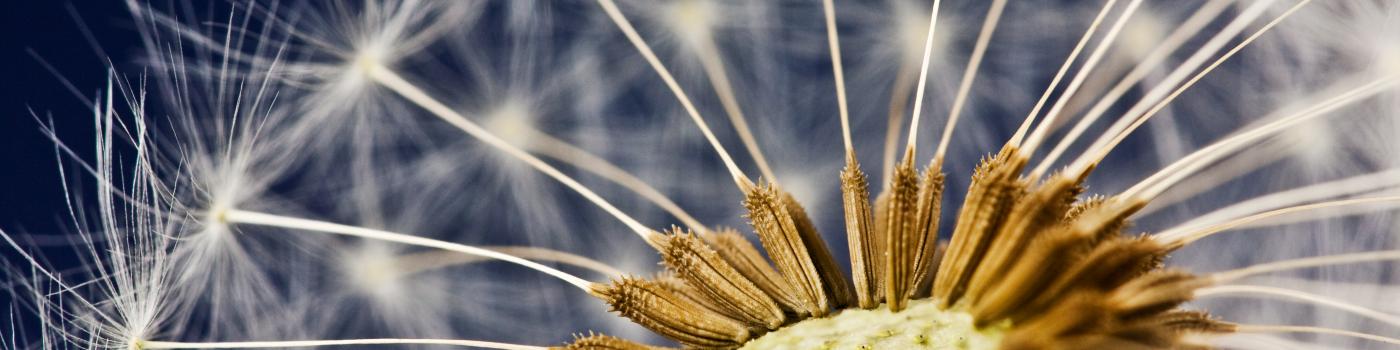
(571, 145), (1234, 350)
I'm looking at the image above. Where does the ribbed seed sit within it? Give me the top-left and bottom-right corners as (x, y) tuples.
(840, 153), (881, 309)
(882, 154), (920, 311)
(565, 332), (671, 350)
(590, 278), (749, 349)
(871, 191), (891, 304)
(780, 190), (855, 309)
(971, 227), (1088, 325)
(1024, 236), (1166, 320)
(1150, 311), (1235, 334)
(700, 229), (808, 316)
(650, 229), (786, 330)
(653, 273), (729, 316)
(744, 182), (830, 316)
(907, 162), (945, 301)
(964, 174), (1080, 305)
(933, 147), (1027, 307)
(1106, 271), (1207, 319)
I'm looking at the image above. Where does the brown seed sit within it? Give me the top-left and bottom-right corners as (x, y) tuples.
(700, 228), (808, 316)
(840, 152), (881, 309)
(933, 146), (1028, 307)
(1019, 236), (1165, 321)
(653, 272), (729, 316)
(963, 174), (1081, 305)
(744, 182), (831, 316)
(590, 278), (750, 349)
(564, 332), (673, 350)
(881, 152), (920, 311)
(906, 162), (945, 302)
(781, 189), (855, 309)
(1148, 311), (1236, 334)
(871, 190), (891, 304)
(650, 229), (786, 329)
(971, 226), (1089, 325)
(1105, 270), (1208, 319)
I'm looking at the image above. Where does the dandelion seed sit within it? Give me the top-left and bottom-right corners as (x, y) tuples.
(8, 1), (1400, 350)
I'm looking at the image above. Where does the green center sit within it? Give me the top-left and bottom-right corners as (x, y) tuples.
(739, 299), (1008, 350)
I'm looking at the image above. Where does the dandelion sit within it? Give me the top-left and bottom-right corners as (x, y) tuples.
(7, 1), (1400, 349)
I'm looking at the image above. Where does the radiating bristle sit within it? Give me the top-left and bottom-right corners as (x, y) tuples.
(590, 277), (750, 349)
(839, 153), (881, 309)
(700, 229), (807, 316)
(650, 229), (785, 330)
(933, 146), (1028, 307)
(565, 332), (671, 350)
(744, 182), (831, 316)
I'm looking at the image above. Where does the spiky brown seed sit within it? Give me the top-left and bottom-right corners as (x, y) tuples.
(649, 229), (786, 330)
(840, 153), (881, 309)
(744, 182), (831, 316)
(933, 147), (1028, 306)
(564, 332), (672, 350)
(590, 277), (749, 349)
(907, 162), (945, 300)
(700, 229), (808, 316)
(964, 174), (1081, 305)
(780, 190), (856, 309)
(881, 154), (921, 312)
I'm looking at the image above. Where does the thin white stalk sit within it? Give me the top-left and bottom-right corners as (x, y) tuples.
(360, 63), (654, 238)
(223, 209), (594, 290)
(696, 36), (776, 182)
(1157, 195), (1400, 246)
(1164, 169), (1400, 235)
(1064, 0), (1281, 174)
(822, 0), (852, 153)
(882, 61), (917, 183)
(934, 0), (1007, 162)
(1022, 0), (1144, 163)
(1128, 76), (1400, 200)
(1137, 138), (1292, 215)
(1031, 0), (1234, 177)
(397, 246), (625, 278)
(1071, 0), (1313, 174)
(903, 0), (942, 155)
(1233, 325), (1400, 345)
(595, 0), (749, 187)
(525, 129), (706, 231)
(140, 338), (547, 349)
(1195, 285), (1400, 327)
(1008, 0), (1119, 148)
(1210, 250), (1400, 284)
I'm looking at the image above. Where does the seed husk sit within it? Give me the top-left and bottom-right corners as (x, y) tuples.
(591, 277), (750, 349)
(839, 152), (881, 309)
(744, 182), (831, 316)
(650, 229), (786, 330)
(701, 228), (808, 316)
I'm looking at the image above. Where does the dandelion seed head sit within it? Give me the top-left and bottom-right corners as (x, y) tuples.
(889, 1), (953, 65)
(482, 98), (541, 151)
(660, 0), (718, 50)
(337, 242), (405, 299)
(9, 1), (1400, 349)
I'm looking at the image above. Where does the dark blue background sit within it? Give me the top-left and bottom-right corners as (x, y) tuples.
(3, 2), (146, 235)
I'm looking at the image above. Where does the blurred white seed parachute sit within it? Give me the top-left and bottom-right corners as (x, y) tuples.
(3, 0), (1400, 349)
